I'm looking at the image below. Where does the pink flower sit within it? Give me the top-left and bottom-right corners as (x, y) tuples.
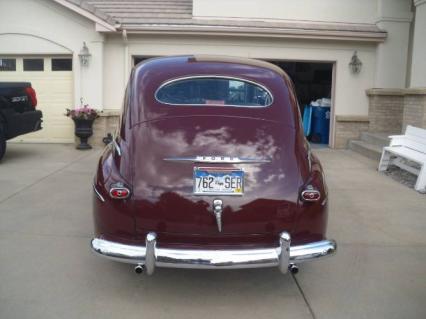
(65, 104), (100, 120)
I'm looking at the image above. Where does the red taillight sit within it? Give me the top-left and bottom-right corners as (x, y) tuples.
(301, 186), (321, 202)
(25, 86), (37, 108)
(109, 185), (131, 199)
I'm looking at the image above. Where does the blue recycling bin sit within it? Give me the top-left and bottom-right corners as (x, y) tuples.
(310, 106), (330, 144)
(302, 105), (313, 137)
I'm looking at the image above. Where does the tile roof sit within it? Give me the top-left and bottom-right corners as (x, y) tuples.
(63, 0), (387, 41)
(67, 0), (192, 26)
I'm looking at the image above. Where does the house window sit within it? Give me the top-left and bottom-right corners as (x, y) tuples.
(52, 58), (72, 71)
(23, 59), (44, 71)
(0, 58), (16, 71)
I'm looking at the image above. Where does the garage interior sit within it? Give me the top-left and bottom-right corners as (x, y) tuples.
(269, 61), (333, 146)
(134, 57), (333, 146)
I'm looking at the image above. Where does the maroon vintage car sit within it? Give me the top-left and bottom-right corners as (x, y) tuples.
(91, 55), (336, 275)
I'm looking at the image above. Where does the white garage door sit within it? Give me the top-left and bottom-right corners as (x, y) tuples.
(0, 56), (74, 143)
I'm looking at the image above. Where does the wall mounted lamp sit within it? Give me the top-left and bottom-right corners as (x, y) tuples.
(349, 51), (362, 74)
(79, 42), (91, 67)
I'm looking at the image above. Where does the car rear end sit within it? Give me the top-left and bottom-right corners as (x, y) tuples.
(91, 56), (336, 274)
(0, 82), (42, 140)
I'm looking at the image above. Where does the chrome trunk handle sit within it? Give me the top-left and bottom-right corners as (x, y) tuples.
(212, 199), (223, 232)
(164, 156), (270, 164)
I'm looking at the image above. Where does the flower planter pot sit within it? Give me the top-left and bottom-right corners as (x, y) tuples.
(73, 118), (94, 150)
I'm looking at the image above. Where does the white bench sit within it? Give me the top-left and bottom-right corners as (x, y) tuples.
(378, 125), (426, 192)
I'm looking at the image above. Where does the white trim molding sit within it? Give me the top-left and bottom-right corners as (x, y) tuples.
(124, 25), (387, 43)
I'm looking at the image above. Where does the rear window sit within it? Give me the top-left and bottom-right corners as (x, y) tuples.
(155, 76), (273, 107)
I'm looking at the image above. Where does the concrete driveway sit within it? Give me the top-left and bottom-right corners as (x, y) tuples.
(0, 144), (425, 319)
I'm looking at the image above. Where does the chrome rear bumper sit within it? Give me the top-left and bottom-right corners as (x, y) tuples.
(91, 232), (336, 275)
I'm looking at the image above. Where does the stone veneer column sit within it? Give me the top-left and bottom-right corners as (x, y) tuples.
(334, 116), (370, 148)
(366, 89), (404, 133)
(365, 88), (426, 135)
(402, 89), (426, 130)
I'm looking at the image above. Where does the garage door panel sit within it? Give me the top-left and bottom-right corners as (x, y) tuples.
(0, 56), (74, 143)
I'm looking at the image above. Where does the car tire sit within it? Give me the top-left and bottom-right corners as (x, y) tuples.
(0, 132), (6, 161)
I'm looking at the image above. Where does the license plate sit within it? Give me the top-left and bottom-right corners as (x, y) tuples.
(193, 167), (244, 196)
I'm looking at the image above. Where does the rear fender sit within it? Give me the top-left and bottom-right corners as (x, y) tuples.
(93, 140), (136, 242)
(292, 153), (328, 244)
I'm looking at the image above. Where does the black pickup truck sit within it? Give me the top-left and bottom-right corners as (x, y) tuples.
(0, 82), (43, 160)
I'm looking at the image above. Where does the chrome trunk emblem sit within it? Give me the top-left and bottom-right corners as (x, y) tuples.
(213, 199), (223, 232)
(164, 156), (270, 164)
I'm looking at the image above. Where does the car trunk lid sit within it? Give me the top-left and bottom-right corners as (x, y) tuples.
(131, 116), (302, 236)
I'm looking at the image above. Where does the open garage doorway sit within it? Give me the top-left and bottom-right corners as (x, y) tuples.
(134, 56), (334, 147)
(268, 61), (334, 147)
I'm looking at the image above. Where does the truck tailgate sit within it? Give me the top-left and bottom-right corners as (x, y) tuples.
(4, 110), (42, 139)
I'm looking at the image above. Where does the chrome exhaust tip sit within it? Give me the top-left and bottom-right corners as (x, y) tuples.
(288, 263), (299, 274)
(134, 264), (145, 274)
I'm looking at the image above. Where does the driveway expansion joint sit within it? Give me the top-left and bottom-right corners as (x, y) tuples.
(292, 273), (316, 319)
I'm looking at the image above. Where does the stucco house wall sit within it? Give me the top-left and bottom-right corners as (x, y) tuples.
(103, 34), (377, 147)
(0, 0), (104, 108)
(193, 0), (379, 24)
(410, 0), (426, 87)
